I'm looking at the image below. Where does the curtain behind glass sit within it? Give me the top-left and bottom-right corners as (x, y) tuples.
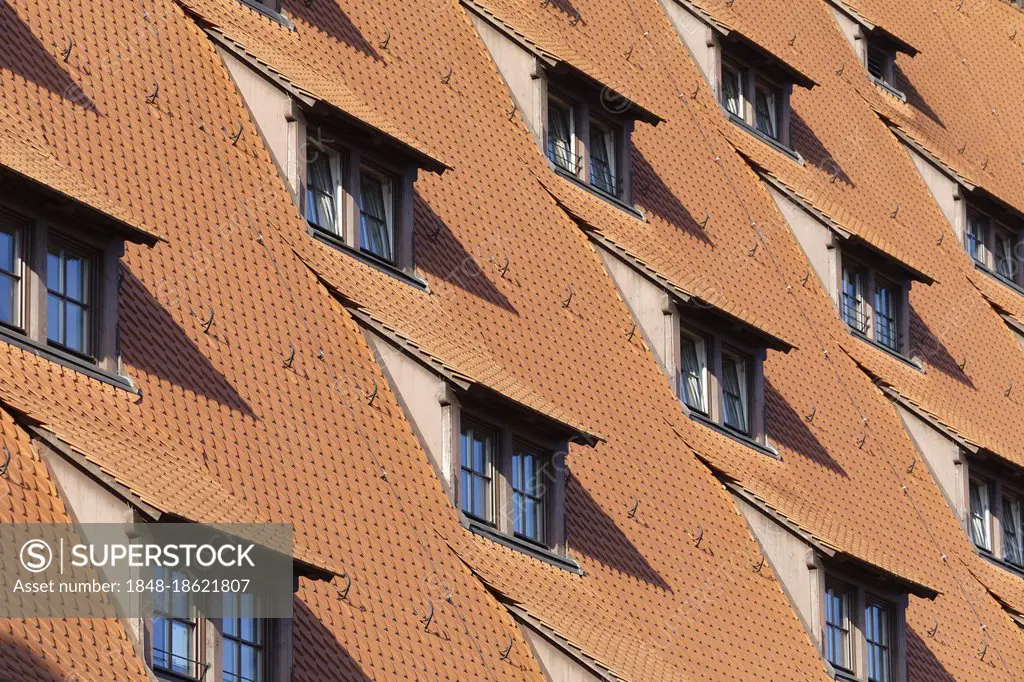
(970, 482), (989, 549)
(306, 155), (337, 233)
(755, 89), (777, 139)
(722, 357), (748, 432)
(1006, 499), (1023, 565)
(590, 126), (615, 195)
(722, 68), (741, 116)
(680, 337), (705, 412)
(360, 174), (393, 261)
(548, 103), (574, 172)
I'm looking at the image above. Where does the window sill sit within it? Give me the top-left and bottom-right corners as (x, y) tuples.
(550, 164), (646, 221)
(309, 226), (430, 292)
(688, 410), (781, 460)
(462, 516), (584, 575)
(727, 113), (804, 164)
(153, 667), (202, 682)
(978, 548), (1024, 579)
(236, 0), (295, 29)
(975, 260), (1024, 298)
(0, 324), (137, 394)
(832, 669), (860, 682)
(870, 76), (907, 102)
(847, 327), (924, 372)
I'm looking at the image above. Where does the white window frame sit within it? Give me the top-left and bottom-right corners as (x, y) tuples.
(679, 328), (709, 414)
(0, 221), (24, 331)
(305, 141), (344, 238)
(970, 477), (992, 552)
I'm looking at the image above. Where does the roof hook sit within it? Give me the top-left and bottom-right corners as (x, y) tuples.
(379, 29), (391, 51)
(692, 83), (701, 99)
(858, 429), (867, 449)
(699, 210), (710, 228)
(366, 378), (379, 406)
(562, 285), (574, 309)
(61, 37), (74, 63)
(625, 43), (635, 61)
(937, 232), (945, 246)
(0, 443), (11, 477)
(508, 100), (517, 122)
(303, 0), (313, 7)
(689, 524), (704, 548)
(441, 66), (453, 85)
(788, 32), (797, 46)
(958, 141), (967, 154)
(957, 0), (964, 10)
(626, 321), (637, 341)
(804, 404), (817, 423)
(1011, 26), (1018, 41)
(753, 556), (766, 573)
(890, 203), (900, 220)
(1006, 380), (1014, 397)
(336, 573), (352, 600)
(499, 634), (514, 660)
(420, 600), (435, 631)
(747, 240), (759, 258)
(835, 63), (845, 77)
(982, 156), (989, 170)
(800, 270), (811, 287)
(145, 80), (159, 105)
(958, 354), (967, 371)
(628, 495), (640, 519)
(498, 254), (510, 278)
(570, 12), (582, 26)
(907, 458), (917, 474)
(980, 643), (988, 661)
(927, 619), (938, 638)
(428, 221), (443, 242)
(200, 307), (215, 333)
(228, 123), (244, 146)
(283, 344), (296, 369)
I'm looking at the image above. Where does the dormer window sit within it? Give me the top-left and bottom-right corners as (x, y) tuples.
(754, 82), (781, 141)
(678, 316), (766, 446)
(966, 206), (1022, 287)
(544, 87), (629, 201)
(838, 250), (910, 357)
(964, 457), (1024, 571)
(716, 47), (806, 154)
(46, 240), (94, 357)
(302, 130), (420, 279)
(866, 43), (894, 85)
(822, 574), (905, 682)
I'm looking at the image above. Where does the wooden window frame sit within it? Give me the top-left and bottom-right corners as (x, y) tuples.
(45, 235), (99, 361)
(964, 460), (1024, 568)
(221, 592), (268, 682)
(836, 250), (910, 357)
(459, 418), (499, 525)
(0, 214), (25, 332)
(820, 571), (907, 682)
(718, 48), (794, 150)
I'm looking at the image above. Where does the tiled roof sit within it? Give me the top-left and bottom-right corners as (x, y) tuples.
(2, 0), (1024, 680)
(0, 407), (151, 682)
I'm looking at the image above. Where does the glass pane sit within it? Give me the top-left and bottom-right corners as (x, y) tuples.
(473, 436), (486, 473)
(513, 492), (523, 535)
(223, 639), (239, 680)
(721, 356), (748, 432)
(680, 336), (706, 412)
(512, 453), (522, 491)
(65, 303), (85, 353)
(722, 67), (741, 117)
(970, 481), (990, 550)
(46, 251), (61, 292)
(153, 617), (168, 667)
(0, 275), (14, 326)
(997, 233), (1016, 278)
(589, 123), (616, 195)
(473, 475), (489, 520)
(0, 230), (14, 273)
(524, 454), (536, 495)
(460, 470), (473, 514)
(242, 643), (260, 682)
(306, 154), (337, 232)
(65, 255), (84, 301)
(46, 294), (62, 345)
(170, 620), (191, 672)
(524, 498), (537, 540)
(548, 101), (575, 172)
(755, 88), (777, 139)
(241, 593), (257, 639)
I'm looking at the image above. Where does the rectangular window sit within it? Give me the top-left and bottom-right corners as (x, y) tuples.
(306, 146), (342, 236)
(359, 166), (395, 263)
(679, 330), (708, 414)
(825, 582), (853, 672)
(222, 592), (264, 682)
(841, 263), (868, 334)
(754, 85), (779, 140)
(153, 568), (198, 678)
(721, 350), (750, 434)
(0, 223), (22, 329)
(865, 600), (892, 682)
(548, 96), (577, 175)
(721, 63), (744, 118)
(46, 240), (92, 357)
(589, 118), (618, 197)
(970, 478), (991, 551)
(1004, 494), (1023, 566)
(874, 279), (900, 352)
(867, 45), (888, 82)
(966, 211), (989, 266)
(460, 422), (497, 523)
(512, 447), (546, 544)
(994, 225), (1018, 280)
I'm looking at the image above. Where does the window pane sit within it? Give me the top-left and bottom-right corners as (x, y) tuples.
(996, 231), (1016, 279)
(223, 639), (239, 680)
(967, 213), (988, 264)
(754, 87), (778, 139)
(867, 46), (887, 80)
(473, 436), (487, 473)
(548, 100), (575, 173)
(841, 266), (867, 333)
(1005, 497), (1023, 566)
(241, 643), (260, 681)
(721, 355), (749, 433)
(874, 284), (899, 351)
(722, 66), (742, 117)
(680, 334), (707, 413)
(0, 229), (15, 274)
(170, 619), (192, 673)
(824, 585), (850, 670)
(46, 251), (61, 291)
(46, 294), (62, 345)
(473, 474), (489, 520)
(460, 470), (473, 515)
(970, 480), (991, 551)
(0, 275), (15, 326)
(589, 121), (617, 196)
(306, 153), (338, 233)
(65, 255), (84, 302)
(65, 303), (86, 353)
(153, 617), (168, 668)
(360, 172), (394, 262)
(866, 601), (891, 682)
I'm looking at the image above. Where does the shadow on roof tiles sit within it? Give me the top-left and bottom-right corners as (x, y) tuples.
(633, 151), (715, 247)
(895, 64), (946, 130)
(0, 7), (97, 113)
(293, 596), (376, 681)
(567, 474), (672, 591)
(540, 0), (583, 23)
(283, 0), (382, 63)
(791, 110), (856, 189)
(765, 378), (848, 477)
(910, 306), (976, 390)
(119, 270), (255, 418)
(906, 625), (957, 682)
(0, 628), (101, 681)
(414, 195), (519, 315)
